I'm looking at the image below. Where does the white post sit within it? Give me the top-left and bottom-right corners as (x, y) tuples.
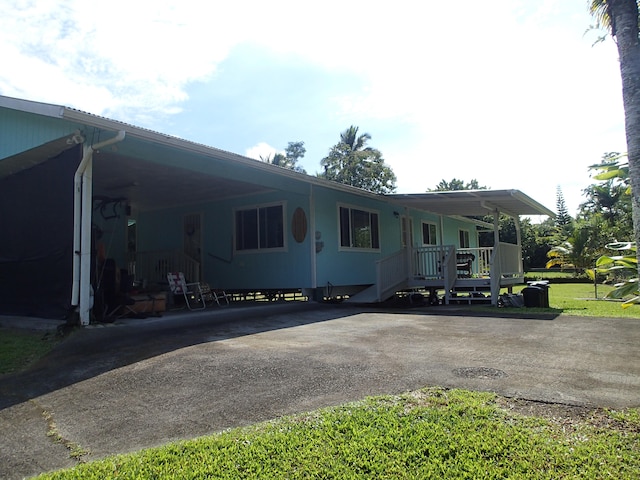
(78, 158), (94, 325)
(490, 209), (501, 305)
(74, 131), (126, 326)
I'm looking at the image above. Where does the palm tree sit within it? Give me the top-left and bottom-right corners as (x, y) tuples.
(339, 125), (372, 152)
(589, 0), (640, 277)
(319, 126), (397, 194)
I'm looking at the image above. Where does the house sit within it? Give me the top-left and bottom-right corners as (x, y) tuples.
(0, 95), (554, 325)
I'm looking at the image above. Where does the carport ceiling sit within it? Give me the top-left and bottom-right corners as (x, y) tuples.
(93, 152), (272, 211)
(387, 190), (555, 217)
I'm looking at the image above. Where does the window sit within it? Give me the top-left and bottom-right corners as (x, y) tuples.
(339, 206), (380, 250)
(235, 203), (285, 251)
(421, 222), (437, 245)
(459, 229), (470, 248)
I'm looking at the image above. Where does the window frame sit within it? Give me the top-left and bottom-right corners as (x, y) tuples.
(459, 229), (471, 249)
(233, 201), (287, 253)
(421, 221), (438, 246)
(337, 204), (381, 252)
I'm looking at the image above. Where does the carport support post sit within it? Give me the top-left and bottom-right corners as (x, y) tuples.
(78, 156), (94, 326)
(74, 131), (126, 326)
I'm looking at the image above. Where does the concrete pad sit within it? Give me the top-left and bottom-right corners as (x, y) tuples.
(1, 303), (639, 479)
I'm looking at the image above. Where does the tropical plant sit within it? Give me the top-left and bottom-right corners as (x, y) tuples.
(546, 222), (598, 274)
(595, 241), (640, 307)
(588, 0), (640, 278)
(319, 126), (396, 194)
(576, 153), (634, 253)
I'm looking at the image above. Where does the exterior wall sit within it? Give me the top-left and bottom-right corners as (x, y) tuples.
(441, 217), (480, 248)
(0, 108), (81, 159)
(133, 182), (484, 295)
(136, 186), (313, 291)
(312, 186), (402, 288)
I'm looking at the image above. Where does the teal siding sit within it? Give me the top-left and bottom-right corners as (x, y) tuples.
(312, 186), (402, 288)
(0, 109), (81, 159)
(137, 189), (312, 291)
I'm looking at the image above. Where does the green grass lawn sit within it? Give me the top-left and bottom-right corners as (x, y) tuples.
(0, 328), (61, 375)
(496, 282), (640, 319)
(34, 388), (640, 479)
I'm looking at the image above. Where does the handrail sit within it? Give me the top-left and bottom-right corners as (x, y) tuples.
(376, 249), (408, 301)
(129, 249), (200, 286)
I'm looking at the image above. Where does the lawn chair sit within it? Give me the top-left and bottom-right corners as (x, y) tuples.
(198, 281), (231, 307)
(166, 272), (208, 310)
(210, 285), (231, 307)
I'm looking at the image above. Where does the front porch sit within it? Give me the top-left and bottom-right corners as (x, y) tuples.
(353, 242), (524, 306)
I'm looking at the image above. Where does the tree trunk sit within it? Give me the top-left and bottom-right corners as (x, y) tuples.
(610, 0), (640, 277)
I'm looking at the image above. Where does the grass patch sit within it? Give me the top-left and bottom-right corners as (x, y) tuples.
(495, 283), (640, 319)
(0, 328), (61, 375)
(34, 388), (640, 479)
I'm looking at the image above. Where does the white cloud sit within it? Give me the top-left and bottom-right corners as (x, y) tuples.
(0, 0), (239, 122)
(245, 142), (280, 162)
(0, 0), (628, 216)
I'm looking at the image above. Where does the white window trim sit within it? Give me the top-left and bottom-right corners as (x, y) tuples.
(459, 228), (471, 249)
(233, 201), (288, 254)
(337, 203), (381, 252)
(421, 221), (438, 246)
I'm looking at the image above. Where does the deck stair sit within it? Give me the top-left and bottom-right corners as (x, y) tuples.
(447, 279), (493, 305)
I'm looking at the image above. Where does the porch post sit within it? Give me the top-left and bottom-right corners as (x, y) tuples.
(490, 209), (501, 306)
(515, 215), (522, 273)
(310, 184), (317, 291)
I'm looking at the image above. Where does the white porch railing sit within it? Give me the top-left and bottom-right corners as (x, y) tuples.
(495, 242), (523, 278)
(130, 250), (200, 286)
(413, 245), (451, 279)
(375, 249), (408, 301)
(367, 242), (524, 304)
(456, 247), (494, 277)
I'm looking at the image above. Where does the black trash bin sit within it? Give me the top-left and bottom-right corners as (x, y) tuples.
(522, 282), (550, 308)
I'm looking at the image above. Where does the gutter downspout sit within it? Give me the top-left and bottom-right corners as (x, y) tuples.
(72, 130), (126, 326)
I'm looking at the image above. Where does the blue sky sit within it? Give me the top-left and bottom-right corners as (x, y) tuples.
(0, 0), (627, 219)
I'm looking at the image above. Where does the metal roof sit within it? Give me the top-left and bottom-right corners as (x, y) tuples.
(387, 190), (555, 218)
(1, 95), (555, 218)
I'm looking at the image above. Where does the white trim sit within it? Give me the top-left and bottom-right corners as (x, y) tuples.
(420, 221), (438, 246)
(232, 201), (288, 254)
(459, 229), (471, 249)
(337, 202), (381, 252)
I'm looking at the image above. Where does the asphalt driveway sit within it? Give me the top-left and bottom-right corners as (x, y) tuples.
(1, 302), (639, 479)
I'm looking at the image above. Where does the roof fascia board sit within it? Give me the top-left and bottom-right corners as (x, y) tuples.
(509, 189), (555, 217)
(0, 95), (65, 118)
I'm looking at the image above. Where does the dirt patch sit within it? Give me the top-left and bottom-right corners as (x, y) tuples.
(495, 397), (640, 434)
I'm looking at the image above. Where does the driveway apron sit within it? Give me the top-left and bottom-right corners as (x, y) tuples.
(1, 303), (639, 479)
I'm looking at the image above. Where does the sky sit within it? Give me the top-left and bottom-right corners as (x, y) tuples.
(0, 0), (628, 220)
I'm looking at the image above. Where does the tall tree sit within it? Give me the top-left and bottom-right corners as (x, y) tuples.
(262, 141), (307, 174)
(430, 178), (487, 191)
(589, 0), (640, 276)
(319, 125), (397, 194)
(555, 186), (574, 237)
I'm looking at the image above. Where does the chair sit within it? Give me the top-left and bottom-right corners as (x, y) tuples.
(456, 253), (475, 278)
(166, 272), (207, 310)
(211, 285), (231, 307)
(101, 261), (138, 320)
